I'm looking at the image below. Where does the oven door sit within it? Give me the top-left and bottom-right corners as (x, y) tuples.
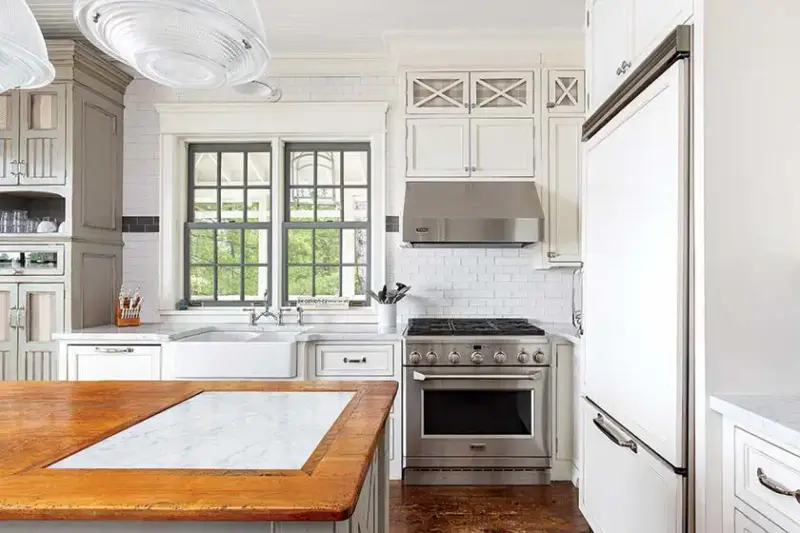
(405, 366), (550, 458)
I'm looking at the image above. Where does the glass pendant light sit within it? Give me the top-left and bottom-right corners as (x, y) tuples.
(0, 0), (55, 93)
(74, 0), (270, 90)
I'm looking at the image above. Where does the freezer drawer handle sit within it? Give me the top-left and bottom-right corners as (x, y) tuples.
(593, 415), (638, 454)
(412, 371), (543, 381)
(757, 468), (800, 503)
(343, 357), (367, 364)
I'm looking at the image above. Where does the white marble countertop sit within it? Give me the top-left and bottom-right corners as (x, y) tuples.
(50, 391), (355, 470)
(710, 395), (800, 450)
(55, 323), (404, 343)
(533, 321), (582, 344)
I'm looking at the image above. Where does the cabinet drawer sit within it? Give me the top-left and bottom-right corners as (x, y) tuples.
(67, 345), (160, 381)
(735, 508), (788, 533)
(315, 344), (394, 377)
(735, 427), (800, 532)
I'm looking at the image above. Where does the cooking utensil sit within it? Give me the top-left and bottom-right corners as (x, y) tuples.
(385, 290), (398, 303)
(366, 289), (381, 303)
(393, 285), (411, 303)
(378, 285), (387, 303)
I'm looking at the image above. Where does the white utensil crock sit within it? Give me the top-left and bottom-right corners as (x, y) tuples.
(377, 303), (397, 330)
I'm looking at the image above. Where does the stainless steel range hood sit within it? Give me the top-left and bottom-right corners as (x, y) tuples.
(402, 182), (544, 248)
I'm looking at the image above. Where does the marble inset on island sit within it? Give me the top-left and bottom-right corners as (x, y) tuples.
(48, 391), (355, 470)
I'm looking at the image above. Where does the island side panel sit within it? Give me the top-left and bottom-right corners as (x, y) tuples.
(0, 422), (392, 533)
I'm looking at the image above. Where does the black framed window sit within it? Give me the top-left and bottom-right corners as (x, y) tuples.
(185, 143), (271, 304)
(283, 143), (370, 307)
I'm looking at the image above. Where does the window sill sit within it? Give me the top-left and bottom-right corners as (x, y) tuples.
(159, 308), (378, 325)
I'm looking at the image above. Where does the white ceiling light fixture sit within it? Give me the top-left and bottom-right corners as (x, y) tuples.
(232, 81), (282, 102)
(0, 0), (55, 93)
(73, 0), (270, 90)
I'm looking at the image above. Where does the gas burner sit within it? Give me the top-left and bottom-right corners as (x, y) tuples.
(405, 318), (546, 337)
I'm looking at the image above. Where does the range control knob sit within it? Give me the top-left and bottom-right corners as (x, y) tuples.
(532, 350), (546, 364)
(409, 351), (422, 365)
(425, 351), (438, 364)
(517, 350), (530, 364)
(471, 351), (485, 365)
(448, 351), (462, 364)
(493, 351), (507, 364)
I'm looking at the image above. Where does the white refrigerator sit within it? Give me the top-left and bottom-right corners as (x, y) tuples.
(580, 26), (691, 533)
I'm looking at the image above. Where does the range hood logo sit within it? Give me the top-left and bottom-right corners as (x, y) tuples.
(415, 227), (429, 234)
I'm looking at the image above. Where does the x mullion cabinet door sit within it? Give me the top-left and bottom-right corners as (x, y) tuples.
(470, 71), (535, 116)
(406, 72), (469, 114)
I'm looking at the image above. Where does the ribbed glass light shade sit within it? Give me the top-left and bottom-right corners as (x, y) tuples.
(74, 0), (269, 90)
(0, 0), (55, 93)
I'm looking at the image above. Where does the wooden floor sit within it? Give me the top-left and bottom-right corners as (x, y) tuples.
(389, 482), (591, 533)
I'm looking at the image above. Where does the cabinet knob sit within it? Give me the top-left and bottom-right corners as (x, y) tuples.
(463, 102), (469, 108)
(470, 103), (476, 109)
(547, 252), (559, 258)
(471, 166), (477, 172)
(464, 166), (470, 172)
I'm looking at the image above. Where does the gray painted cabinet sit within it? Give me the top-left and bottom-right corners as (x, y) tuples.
(0, 41), (131, 381)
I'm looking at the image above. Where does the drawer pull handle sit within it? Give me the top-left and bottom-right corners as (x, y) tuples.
(469, 443), (487, 451)
(343, 357), (367, 364)
(757, 468), (800, 502)
(95, 347), (134, 354)
(593, 414), (637, 454)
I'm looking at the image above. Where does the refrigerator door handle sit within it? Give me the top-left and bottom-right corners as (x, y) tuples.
(757, 468), (800, 503)
(593, 414), (638, 454)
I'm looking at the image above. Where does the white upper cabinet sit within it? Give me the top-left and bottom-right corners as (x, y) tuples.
(407, 72), (469, 114)
(470, 118), (535, 177)
(546, 117), (583, 264)
(470, 72), (535, 115)
(632, 0), (693, 61)
(587, 0), (693, 112)
(547, 70), (586, 114)
(588, 0), (634, 113)
(406, 118), (470, 177)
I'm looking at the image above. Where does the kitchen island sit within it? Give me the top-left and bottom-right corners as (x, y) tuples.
(0, 380), (396, 532)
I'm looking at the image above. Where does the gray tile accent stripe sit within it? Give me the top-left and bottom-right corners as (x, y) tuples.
(123, 216), (160, 233)
(386, 215), (399, 233)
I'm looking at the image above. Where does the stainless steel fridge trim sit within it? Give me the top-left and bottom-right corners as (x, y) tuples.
(585, 396), (687, 476)
(583, 25), (692, 141)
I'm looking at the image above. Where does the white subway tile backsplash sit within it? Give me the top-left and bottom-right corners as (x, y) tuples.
(122, 75), (574, 324)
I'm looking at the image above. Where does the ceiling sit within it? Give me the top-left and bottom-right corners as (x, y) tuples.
(26, 0), (585, 56)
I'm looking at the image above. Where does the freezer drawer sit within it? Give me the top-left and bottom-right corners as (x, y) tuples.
(580, 399), (685, 533)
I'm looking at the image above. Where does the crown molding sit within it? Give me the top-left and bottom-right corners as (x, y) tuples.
(46, 39), (133, 94)
(383, 29), (585, 68)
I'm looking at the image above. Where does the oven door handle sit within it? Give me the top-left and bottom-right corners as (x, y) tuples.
(412, 371), (543, 381)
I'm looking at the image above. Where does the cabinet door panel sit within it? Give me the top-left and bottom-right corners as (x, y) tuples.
(471, 118), (535, 177)
(0, 283), (19, 380)
(79, 94), (120, 230)
(0, 92), (19, 185)
(406, 118), (470, 177)
(18, 84), (67, 185)
(547, 70), (586, 114)
(589, 0), (633, 112)
(471, 72), (534, 115)
(633, 0), (692, 62)
(407, 73), (469, 114)
(17, 283), (64, 381)
(547, 117), (583, 264)
(580, 400), (684, 533)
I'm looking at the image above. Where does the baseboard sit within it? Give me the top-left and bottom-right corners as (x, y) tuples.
(552, 459), (573, 481)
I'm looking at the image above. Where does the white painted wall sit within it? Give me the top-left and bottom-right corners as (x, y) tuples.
(122, 74), (573, 323)
(695, 2), (800, 531)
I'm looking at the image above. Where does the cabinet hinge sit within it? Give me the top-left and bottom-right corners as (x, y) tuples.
(586, 10), (590, 27)
(556, 437), (560, 452)
(587, 93), (590, 109)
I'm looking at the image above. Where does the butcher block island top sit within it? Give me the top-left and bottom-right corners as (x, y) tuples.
(0, 380), (397, 523)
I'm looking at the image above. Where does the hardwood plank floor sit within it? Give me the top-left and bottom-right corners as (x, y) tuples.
(390, 482), (591, 533)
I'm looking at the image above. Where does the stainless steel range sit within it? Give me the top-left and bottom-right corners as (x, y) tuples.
(403, 318), (552, 486)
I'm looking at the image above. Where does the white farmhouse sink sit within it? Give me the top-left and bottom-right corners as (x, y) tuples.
(169, 328), (302, 380)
